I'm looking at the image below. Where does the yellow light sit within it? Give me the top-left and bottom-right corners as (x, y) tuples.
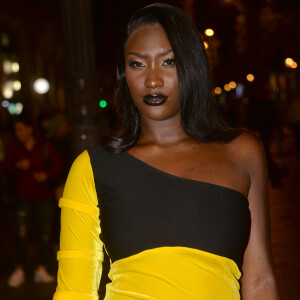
(214, 87), (222, 95)
(2, 86), (13, 99)
(13, 81), (21, 91)
(229, 81), (236, 89)
(205, 28), (214, 37)
(247, 74), (255, 82)
(3, 60), (12, 74)
(285, 57), (293, 67)
(204, 41), (209, 49)
(12, 62), (19, 72)
(291, 62), (298, 69)
(224, 84), (231, 92)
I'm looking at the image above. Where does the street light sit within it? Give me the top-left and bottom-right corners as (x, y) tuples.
(224, 84), (231, 91)
(214, 87), (222, 95)
(291, 62), (298, 69)
(285, 57), (297, 69)
(13, 80), (21, 91)
(3, 60), (12, 74)
(33, 78), (50, 94)
(229, 81), (237, 89)
(2, 82), (13, 99)
(246, 74), (255, 82)
(12, 62), (19, 73)
(285, 58), (293, 67)
(205, 28), (214, 37)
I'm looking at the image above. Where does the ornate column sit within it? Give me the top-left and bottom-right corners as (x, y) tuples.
(61, 0), (100, 157)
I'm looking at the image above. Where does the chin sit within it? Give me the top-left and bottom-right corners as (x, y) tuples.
(141, 109), (180, 122)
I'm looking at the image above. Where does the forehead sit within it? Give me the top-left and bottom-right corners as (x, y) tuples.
(125, 24), (171, 55)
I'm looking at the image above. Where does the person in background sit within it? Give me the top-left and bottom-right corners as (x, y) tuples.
(2, 114), (63, 288)
(43, 113), (72, 251)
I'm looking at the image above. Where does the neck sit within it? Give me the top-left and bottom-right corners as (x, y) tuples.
(139, 114), (189, 146)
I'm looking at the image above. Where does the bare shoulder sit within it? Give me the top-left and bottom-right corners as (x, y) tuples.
(226, 130), (267, 177)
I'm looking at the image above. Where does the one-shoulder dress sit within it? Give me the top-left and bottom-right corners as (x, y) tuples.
(53, 146), (250, 300)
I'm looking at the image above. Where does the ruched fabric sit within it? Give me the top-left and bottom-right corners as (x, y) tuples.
(53, 151), (103, 300)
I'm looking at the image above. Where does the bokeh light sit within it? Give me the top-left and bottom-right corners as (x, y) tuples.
(2, 83), (13, 99)
(3, 60), (12, 74)
(214, 87), (222, 95)
(236, 83), (245, 99)
(291, 62), (297, 69)
(12, 62), (19, 72)
(13, 80), (21, 91)
(1, 100), (9, 108)
(246, 74), (255, 82)
(285, 57), (293, 67)
(33, 78), (50, 94)
(224, 84), (231, 92)
(99, 100), (107, 108)
(229, 81), (237, 89)
(205, 29), (214, 37)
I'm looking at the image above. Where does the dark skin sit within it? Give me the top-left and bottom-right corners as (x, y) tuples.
(125, 24), (280, 299)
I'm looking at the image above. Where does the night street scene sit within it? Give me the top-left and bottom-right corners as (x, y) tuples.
(0, 0), (299, 299)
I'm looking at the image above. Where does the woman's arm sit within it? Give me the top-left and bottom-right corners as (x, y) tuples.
(53, 150), (103, 300)
(240, 134), (280, 299)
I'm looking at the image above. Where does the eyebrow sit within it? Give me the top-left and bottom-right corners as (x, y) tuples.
(127, 49), (173, 58)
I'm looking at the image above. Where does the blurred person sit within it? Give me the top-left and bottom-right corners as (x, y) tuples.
(43, 113), (72, 251)
(2, 114), (63, 288)
(43, 113), (72, 199)
(54, 4), (279, 300)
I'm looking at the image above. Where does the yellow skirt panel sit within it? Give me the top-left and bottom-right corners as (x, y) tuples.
(105, 246), (241, 300)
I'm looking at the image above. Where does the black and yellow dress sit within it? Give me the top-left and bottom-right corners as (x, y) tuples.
(53, 146), (250, 300)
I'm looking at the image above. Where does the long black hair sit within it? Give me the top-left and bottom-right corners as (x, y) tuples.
(105, 3), (242, 153)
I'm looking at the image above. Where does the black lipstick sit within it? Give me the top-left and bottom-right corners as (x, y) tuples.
(142, 94), (168, 106)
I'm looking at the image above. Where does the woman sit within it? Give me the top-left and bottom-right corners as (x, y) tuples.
(2, 115), (63, 287)
(54, 4), (280, 299)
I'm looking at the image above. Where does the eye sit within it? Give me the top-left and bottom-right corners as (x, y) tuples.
(128, 60), (145, 68)
(162, 58), (176, 66)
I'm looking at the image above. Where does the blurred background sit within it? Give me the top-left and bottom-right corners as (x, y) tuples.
(0, 0), (299, 299)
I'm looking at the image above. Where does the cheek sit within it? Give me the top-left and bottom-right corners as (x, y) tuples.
(125, 72), (135, 95)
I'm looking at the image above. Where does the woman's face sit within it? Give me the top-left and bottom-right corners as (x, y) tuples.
(14, 122), (33, 143)
(125, 23), (179, 122)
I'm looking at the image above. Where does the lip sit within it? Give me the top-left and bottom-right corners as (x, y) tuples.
(142, 94), (168, 106)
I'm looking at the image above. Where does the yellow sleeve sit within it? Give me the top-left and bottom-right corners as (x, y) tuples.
(53, 150), (103, 300)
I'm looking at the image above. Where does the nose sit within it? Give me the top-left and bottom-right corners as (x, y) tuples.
(144, 68), (164, 90)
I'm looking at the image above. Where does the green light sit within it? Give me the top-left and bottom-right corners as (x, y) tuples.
(99, 100), (107, 108)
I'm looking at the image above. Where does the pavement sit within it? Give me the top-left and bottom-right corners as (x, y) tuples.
(0, 131), (299, 299)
